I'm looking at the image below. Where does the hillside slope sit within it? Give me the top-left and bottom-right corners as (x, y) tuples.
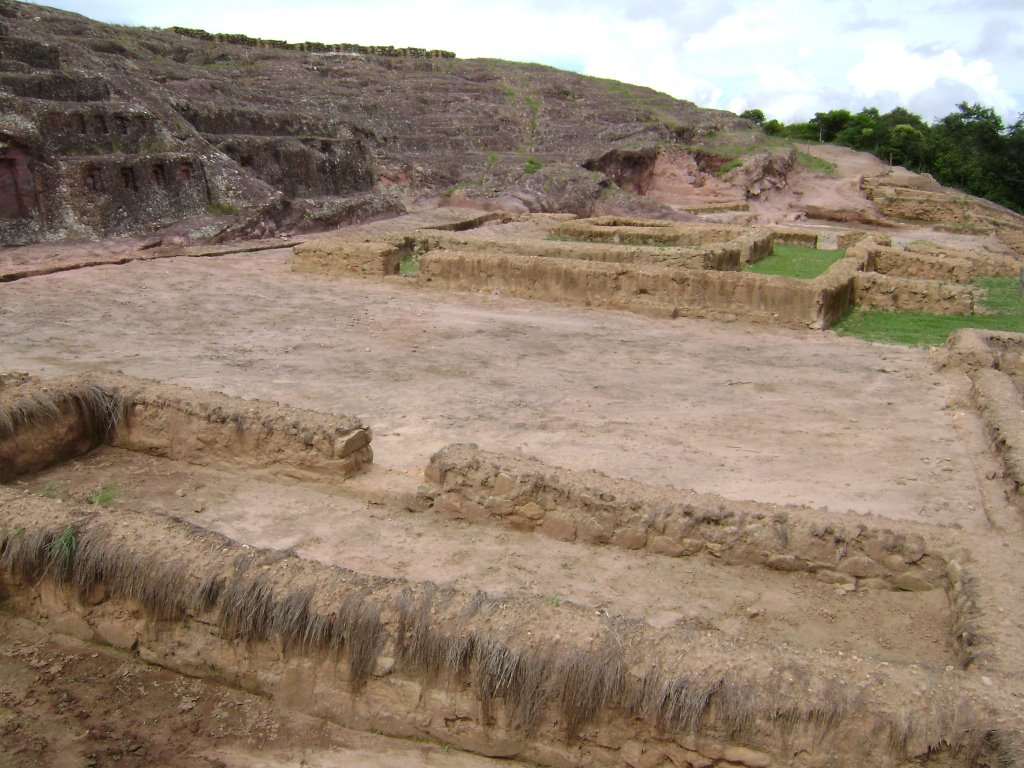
(0, 0), (747, 244)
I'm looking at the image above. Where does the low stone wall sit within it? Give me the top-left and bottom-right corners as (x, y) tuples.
(854, 273), (975, 314)
(0, 488), (1000, 767)
(906, 240), (1022, 278)
(943, 330), (1024, 510)
(421, 231), (739, 271)
(418, 444), (945, 592)
(869, 245), (973, 283)
(769, 227), (818, 248)
(550, 218), (772, 264)
(419, 249), (847, 327)
(292, 210), (509, 277)
(293, 239), (408, 277)
(0, 373), (372, 483)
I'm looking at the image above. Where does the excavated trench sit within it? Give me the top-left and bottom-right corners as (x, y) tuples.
(0, 371), (1011, 766)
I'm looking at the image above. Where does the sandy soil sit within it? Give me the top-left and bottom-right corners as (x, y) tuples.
(0, 249), (996, 528)
(0, 230), (1013, 764)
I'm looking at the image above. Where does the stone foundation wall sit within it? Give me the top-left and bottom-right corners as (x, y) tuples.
(869, 245), (974, 283)
(417, 444), (945, 593)
(906, 239), (1023, 278)
(550, 218), (773, 263)
(0, 491), (996, 768)
(0, 373), (372, 483)
(420, 248), (838, 325)
(854, 273), (975, 314)
(943, 330), (1024, 510)
(420, 247), (857, 328)
(420, 232), (739, 271)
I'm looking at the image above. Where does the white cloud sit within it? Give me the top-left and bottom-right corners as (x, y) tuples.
(846, 41), (1016, 116)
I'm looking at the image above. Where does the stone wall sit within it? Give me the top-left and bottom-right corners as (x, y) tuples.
(854, 272), (975, 314)
(905, 239), (1022, 278)
(943, 330), (1024, 509)
(419, 248), (844, 326)
(550, 218), (773, 263)
(868, 245), (974, 283)
(421, 231), (740, 271)
(0, 373), (372, 483)
(0, 489), (997, 768)
(418, 444), (945, 592)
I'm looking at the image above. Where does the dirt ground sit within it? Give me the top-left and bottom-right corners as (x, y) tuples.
(0, 248), (1000, 526)
(0, 612), (533, 768)
(4, 135), (1023, 764)
(0, 236), (1013, 764)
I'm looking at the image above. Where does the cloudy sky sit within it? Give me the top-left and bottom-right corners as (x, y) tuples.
(39, 0), (1024, 124)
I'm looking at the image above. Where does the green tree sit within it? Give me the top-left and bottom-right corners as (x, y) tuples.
(740, 108), (766, 126)
(930, 102), (1008, 205)
(811, 109), (852, 142)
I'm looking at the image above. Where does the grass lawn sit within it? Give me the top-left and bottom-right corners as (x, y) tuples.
(833, 276), (1024, 346)
(744, 244), (845, 279)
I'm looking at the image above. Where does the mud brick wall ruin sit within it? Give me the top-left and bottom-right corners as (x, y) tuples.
(0, 373), (372, 483)
(298, 211), (1000, 329)
(0, 368), (1015, 767)
(942, 329), (1024, 511)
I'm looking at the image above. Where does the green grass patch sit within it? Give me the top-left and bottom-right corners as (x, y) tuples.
(833, 276), (1024, 346)
(399, 255), (419, 275)
(86, 485), (117, 506)
(523, 155), (543, 174)
(795, 151), (836, 176)
(743, 245), (845, 279)
(715, 158), (744, 176)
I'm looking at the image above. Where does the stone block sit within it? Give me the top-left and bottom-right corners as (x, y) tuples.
(721, 745), (772, 767)
(577, 518), (609, 544)
(519, 501), (545, 521)
(506, 515), (535, 532)
(542, 514), (576, 542)
(612, 528), (648, 550)
(891, 572), (934, 592)
(333, 429), (368, 457)
(492, 473), (516, 496)
(815, 570), (856, 586)
(766, 554), (803, 572)
(93, 618), (141, 650)
(648, 535), (686, 557)
(461, 499), (490, 523)
(837, 555), (883, 578)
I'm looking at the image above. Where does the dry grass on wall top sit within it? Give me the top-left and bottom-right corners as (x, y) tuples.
(0, 511), (1006, 765)
(0, 382), (130, 442)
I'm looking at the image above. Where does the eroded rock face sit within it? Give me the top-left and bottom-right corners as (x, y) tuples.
(0, 0), (744, 244)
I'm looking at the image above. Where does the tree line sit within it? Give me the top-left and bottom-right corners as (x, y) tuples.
(739, 103), (1024, 214)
